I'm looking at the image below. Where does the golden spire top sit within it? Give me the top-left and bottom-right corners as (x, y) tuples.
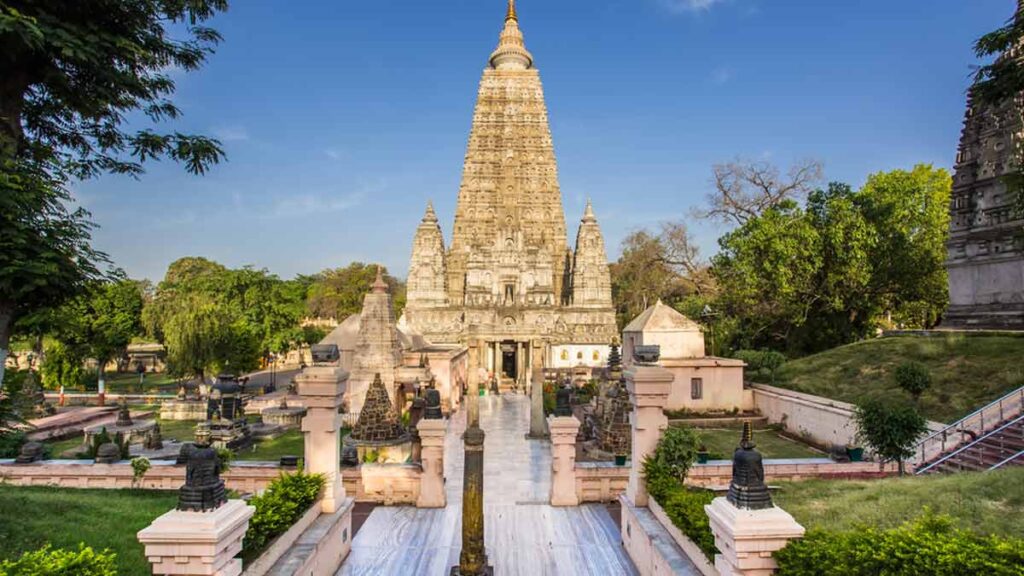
(491, 0), (532, 70)
(506, 0), (518, 22)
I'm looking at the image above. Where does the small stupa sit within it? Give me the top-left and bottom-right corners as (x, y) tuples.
(344, 373), (411, 464)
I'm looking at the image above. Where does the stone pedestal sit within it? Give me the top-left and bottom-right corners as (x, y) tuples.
(625, 364), (673, 507)
(705, 497), (805, 576)
(137, 500), (255, 576)
(296, 364), (349, 514)
(417, 418), (448, 508)
(547, 415), (580, 506)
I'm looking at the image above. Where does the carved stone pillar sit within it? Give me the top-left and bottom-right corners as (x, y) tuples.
(547, 415), (580, 506)
(296, 363), (348, 514)
(452, 425), (491, 575)
(416, 418), (448, 508)
(468, 340), (481, 427)
(625, 364), (673, 507)
(529, 340), (548, 438)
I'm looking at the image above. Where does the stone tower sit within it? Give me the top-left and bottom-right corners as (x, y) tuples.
(402, 0), (617, 383)
(348, 268), (405, 415)
(571, 200), (613, 308)
(945, 1), (1024, 329)
(408, 202), (448, 308)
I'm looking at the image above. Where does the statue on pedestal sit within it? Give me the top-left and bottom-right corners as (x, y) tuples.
(726, 422), (773, 510)
(177, 426), (227, 512)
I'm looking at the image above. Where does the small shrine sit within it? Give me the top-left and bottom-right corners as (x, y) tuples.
(343, 373), (411, 464)
(204, 374), (252, 450)
(83, 398), (155, 447)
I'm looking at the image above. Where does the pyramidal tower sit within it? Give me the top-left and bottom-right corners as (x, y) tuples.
(403, 0), (617, 383)
(944, 1), (1024, 329)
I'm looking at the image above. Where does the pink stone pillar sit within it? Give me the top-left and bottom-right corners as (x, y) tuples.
(625, 364), (673, 507)
(547, 415), (580, 506)
(137, 500), (255, 576)
(706, 498), (805, 576)
(416, 418), (448, 508)
(296, 364), (348, 514)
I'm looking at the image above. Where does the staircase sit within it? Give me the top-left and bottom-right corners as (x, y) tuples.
(911, 386), (1024, 474)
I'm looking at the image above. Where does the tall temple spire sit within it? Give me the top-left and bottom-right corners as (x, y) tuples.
(490, 0), (533, 70)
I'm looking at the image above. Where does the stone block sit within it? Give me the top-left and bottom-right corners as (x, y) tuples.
(137, 500), (254, 576)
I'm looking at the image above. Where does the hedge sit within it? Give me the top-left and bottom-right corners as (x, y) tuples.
(775, 514), (1024, 576)
(0, 545), (117, 576)
(243, 471), (325, 554)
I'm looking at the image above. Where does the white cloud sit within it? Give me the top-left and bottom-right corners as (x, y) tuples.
(265, 191), (365, 220)
(712, 67), (735, 84)
(325, 148), (346, 160)
(211, 125), (250, 142)
(660, 0), (727, 13)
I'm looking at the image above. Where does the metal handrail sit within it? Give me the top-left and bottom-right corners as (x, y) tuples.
(911, 385), (1024, 467)
(989, 449), (1024, 471)
(916, 413), (1024, 475)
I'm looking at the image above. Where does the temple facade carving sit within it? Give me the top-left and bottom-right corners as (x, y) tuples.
(945, 2), (1024, 329)
(402, 1), (617, 385)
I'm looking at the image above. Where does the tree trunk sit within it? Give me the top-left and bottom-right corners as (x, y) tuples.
(0, 305), (12, 391)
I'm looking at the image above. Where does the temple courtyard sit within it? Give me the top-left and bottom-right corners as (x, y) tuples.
(341, 394), (648, 575)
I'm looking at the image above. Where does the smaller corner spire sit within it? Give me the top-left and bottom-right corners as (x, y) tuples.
(582, 198), (596, 222)
(506, 0), (518, 22)
(423, 201), (438, 223)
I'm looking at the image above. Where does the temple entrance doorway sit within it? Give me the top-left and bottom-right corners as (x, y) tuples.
(500, 341), (517, 381)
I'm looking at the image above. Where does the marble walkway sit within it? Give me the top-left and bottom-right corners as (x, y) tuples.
(339, 394), (639, 575)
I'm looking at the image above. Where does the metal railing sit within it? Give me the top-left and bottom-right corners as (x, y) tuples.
(910, 385), (1024, 470)
(916, 413), (1024, 475)
(990, 449), (1024, 471)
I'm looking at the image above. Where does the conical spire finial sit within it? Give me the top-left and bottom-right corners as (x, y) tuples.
(506, 0), (518, 22)
(490, 0), (533, 70)
(582, 198), (596, 223)
(423, 201), (438, 223)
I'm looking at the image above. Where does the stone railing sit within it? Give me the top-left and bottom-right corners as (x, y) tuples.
(576, 462), (630, 503)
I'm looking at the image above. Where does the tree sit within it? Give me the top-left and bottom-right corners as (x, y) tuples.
(305, 263), (405, 321)
(696, 158), (823, 226)
(894, 362), (931, 402)
(857, 165), (951, 328)
(854, 398), (928, 475)
(0, 1), (229, 388)
(161, 291), (250, 383)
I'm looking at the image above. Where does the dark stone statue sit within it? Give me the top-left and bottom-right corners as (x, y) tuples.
(94, 442), (121, 464)
(424, 389), (443, 420)
(115, 399), (133, 427)
(633, 345), (661, 364)
(726, 422), (773, 510)
(145, 422), (164, 450)
(177, 426), (227, 512)
(311, 344), (340, 365)
(207, 374), (244, 421)
(554, 383), (573, 417)
(15, 441), (45, 464)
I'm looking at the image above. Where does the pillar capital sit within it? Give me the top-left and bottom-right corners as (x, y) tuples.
(138, 500), (254, 576)
(547, 415), (580, 507)
(624, 365), (673, 409)
(416, 418), (448, 509)
(706, 497), (805, 576)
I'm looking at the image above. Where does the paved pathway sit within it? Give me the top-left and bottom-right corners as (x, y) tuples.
(340, 394), (638, 575)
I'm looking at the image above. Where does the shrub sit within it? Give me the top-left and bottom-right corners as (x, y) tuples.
(854, 398), (928, 474)
(644, 425), (702, 482)
(130, 457), (151, 488)
(894, 361), (931, 400)
(735, 349), (787, 384)
(643, 426), (718, 560)
(244, 471), (325, 553)
(775, 514), (1024, 576)
(0, 430), (27, 459)
(0, 544), (117, 576)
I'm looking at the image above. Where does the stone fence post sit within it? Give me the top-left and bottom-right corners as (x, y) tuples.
(138, 500), (254, 576)
(706, 499), (804, 576)
(547, 414), (580, 506)
(296, 361), (349, 515)
(416, 418), (448, 508)
(625, 364), (673, 507)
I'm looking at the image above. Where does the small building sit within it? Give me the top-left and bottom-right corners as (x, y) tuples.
(623, 300), (751, 413)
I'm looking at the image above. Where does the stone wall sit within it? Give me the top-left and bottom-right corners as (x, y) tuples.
(751, 383), (945, 452)
(576, 462), (630, 503)
(0, 461), (422, 505)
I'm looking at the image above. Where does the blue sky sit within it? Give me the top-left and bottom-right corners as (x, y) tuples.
(77, 0), (1013, 282)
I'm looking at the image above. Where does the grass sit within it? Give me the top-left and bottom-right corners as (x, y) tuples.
(235, 430), (304, 461)
(0, 485), (176, 576)
(684, 425), (823, 460)
(762, 334), (1024, 423)
(102, 372), (179, 394)
(774, 467), (1024, 540)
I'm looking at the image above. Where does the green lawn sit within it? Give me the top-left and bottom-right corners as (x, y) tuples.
(103, 372), (179, 394)
(774, 467), (1024, 540)
(235, 430), (304, 461)
(0, 486), (176, 575)
(762, 334), (1024, 423)
(682, 425), (823, 460)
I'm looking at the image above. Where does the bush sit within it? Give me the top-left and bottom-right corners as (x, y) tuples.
(643, 426), (718, 560)
(854, 398), (928, 474)
(644, 425), (702, 482)
(895, 361), (931, 400)
(735, 349), (787, 384)
(0, 544), (117, 576)
(244, 471), (325, 554)
(0, 430), (27, 459)
(775, 514), (1024, 576)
